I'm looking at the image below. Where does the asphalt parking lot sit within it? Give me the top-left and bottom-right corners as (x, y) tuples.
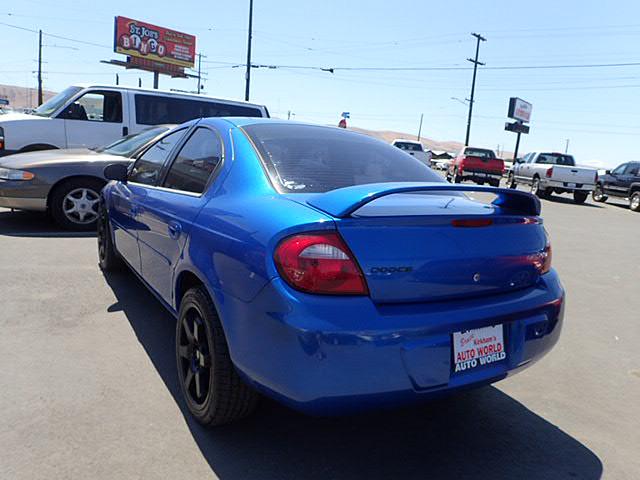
(0, 191), (639, 480)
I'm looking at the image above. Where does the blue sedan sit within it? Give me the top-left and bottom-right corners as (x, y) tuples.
(98, 118), (564, 426)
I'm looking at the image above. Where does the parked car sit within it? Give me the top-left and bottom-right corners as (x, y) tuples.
(98, 118), (564, 426)
(0, 84), (269, 156)
(592, 161), (640, 211)
(0, 125), (173, 230)
(391, 139), (432, 166)
(447, 147), (503, 187)
(507, 152), (596, 204)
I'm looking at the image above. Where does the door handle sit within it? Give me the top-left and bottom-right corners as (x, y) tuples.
(122, 126), (129, 136)
(168, 221), (182, 239)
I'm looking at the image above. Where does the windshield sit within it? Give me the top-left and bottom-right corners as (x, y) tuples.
(32, 86), (82, 117)
(244, 123), (442, 193)
(97, 126), (171, 157)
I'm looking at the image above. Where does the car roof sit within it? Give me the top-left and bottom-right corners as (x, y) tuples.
(70, 84), (267, 109)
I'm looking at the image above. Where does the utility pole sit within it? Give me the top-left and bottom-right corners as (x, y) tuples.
(244, 0), (254, 101)
(417, 113), (424, 141)
(565, 138), (570, 153)
(197, 53), (204, 93)
(464, 32), (486, 146)
(115, 73), (119, 85)
(37, 29), (43, 106)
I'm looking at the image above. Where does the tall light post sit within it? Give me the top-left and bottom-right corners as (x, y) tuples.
(464, 33), (486, 146)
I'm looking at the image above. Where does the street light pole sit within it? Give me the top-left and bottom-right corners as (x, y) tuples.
(244, 0), (254, 101)
(464, 32), (486, 146)
(37, 29), (43, 106)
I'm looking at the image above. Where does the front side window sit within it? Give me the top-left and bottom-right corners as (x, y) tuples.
(58, 91), (122, 123)
(244, 123), (441, 193)
(624, 163), (639, 176)
(163, 128), (223, 194)
(128, 129), (185, 185)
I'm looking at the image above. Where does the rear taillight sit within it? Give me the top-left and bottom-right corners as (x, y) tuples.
(274, 232), (368, 295)
(533, 234), (552, 274)
(545, 167), (553, 178)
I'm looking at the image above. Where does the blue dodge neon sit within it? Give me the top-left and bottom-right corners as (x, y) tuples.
(98, 117), (564, 426)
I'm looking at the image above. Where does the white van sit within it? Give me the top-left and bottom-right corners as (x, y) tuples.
(0, 84), (270, 156)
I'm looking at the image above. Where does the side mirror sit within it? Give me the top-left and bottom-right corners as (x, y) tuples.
(104, 163), (128, 182)
(605, 170), (611, 175)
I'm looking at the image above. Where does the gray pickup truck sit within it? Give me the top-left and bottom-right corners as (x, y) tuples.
(507, 152), (597, 204)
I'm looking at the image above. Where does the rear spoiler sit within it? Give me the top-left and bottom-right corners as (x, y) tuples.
(307, 182), (541, 218)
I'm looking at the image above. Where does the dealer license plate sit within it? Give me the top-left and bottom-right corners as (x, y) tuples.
(453, 325), (506, 373)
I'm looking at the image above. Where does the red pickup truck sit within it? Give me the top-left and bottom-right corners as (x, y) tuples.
(446, 147), (504, 187)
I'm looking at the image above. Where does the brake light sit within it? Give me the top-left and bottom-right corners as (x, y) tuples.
(451, 218), (493, 227)
(546, 167), (553, 178)
(533, 235), (552, 274)
(274, 232), (368, 295)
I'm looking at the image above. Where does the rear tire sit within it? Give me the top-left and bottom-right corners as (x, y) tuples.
(592, 185), (607, 203)
(452, 169), (462, 184)
(490, 179), (500, 188)
(176, 286), (259, 426)
(573, 191), (589, 204)
(50, 178), (105, 231)
(630, 192), (640, 212)
(531, 177), (548, 198)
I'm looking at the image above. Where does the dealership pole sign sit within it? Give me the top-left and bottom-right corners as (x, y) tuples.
(113, 16), (196, 69)
(505, 97), (532, 161)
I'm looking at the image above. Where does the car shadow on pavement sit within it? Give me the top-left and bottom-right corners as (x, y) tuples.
(103, 270), (603, 480)
(0, 208), (95, 237)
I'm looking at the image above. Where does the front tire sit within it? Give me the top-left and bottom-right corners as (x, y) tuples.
(507, 172), (517, 189)
(592, 185), (608, 203)
(630, 192), (640, 212)
(97, 200), (122, 272)
(176, 286), (258, 426)
(573, 191), (589, 204)
(50, 178), (104, 231)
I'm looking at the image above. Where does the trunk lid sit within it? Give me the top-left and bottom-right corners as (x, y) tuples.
(549, 165), (597, 185)
(306, 183), (546, 304)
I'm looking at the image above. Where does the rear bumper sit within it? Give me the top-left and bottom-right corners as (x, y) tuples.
(460, 171), (503, 183)
(540, 179), (595, 191)
(218, 270), (565, 415)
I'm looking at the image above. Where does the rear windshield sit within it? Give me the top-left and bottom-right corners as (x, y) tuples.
(134, 94), (263, 125)
(243, 123), (442, 193)
(536, 153), (575, 166)
(394, 142), (423, 152)
(464, 148), (496, 159)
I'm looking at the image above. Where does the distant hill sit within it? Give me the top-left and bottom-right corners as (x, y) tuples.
(0, 84), (56, 110)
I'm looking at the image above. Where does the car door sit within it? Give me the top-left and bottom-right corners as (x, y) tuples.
(136, 125), (224, 304)
(109, 128), (187, 273)
(58, 90), (127, 148)
(620, 163), (640, 196)
(604, 163), (628, 196)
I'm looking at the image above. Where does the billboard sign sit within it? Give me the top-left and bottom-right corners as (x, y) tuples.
(508, 97), (532, 123)
(114, 16), (196, 69)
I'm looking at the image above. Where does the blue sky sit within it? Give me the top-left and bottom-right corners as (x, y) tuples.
(2, 0), (639, 167)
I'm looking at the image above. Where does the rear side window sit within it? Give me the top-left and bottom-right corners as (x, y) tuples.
(134, 94), (263, 125)
(464, 148), (495, 159)
(536, 154), (575, 166)
(243, 123), (441, 193)
(163, 128), (223, 194)
(624, 163), (639, 176)
(129, 129), (185, 185)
